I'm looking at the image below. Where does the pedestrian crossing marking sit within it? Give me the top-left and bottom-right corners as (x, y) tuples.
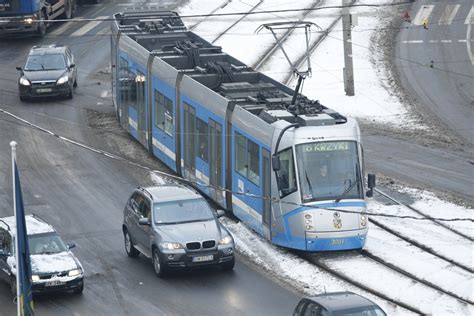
(438, 4), (460, 25)
(49, 21), (74, 36)
(465, 6), (474, 25)
(70, 16), (108, 37)
(413, 5), (434, 26)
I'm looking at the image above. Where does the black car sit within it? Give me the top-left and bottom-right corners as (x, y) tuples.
(293, 292), (386, 316)
(16, 45), (77, 100)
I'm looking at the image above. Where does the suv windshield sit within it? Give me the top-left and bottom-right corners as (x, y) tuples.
(295, 141), (363, 202)
(28, 232), (68, 255)
(153, 198), (214, 225)
(24, 54), (66, 71)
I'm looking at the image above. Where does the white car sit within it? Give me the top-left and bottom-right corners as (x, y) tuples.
(0, 215), (84, 295)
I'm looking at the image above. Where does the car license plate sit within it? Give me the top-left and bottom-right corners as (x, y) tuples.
(192, 255), (213, 262)
(45, 280), (64, 287)
(36, 88), (52, 93)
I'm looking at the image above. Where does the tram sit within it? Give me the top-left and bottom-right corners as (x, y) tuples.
(111, 11), (375, 251)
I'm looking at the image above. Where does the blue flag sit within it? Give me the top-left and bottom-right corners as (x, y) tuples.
(14, 161), (35, 316)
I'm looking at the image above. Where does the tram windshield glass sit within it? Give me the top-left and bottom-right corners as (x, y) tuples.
(295, 141), (362, 202)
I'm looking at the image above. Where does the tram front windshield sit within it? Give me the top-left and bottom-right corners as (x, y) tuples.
(295, 141), (362, 202)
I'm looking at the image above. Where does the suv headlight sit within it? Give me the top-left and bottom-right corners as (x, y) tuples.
(68, 269), (82, 277)
(160, 242), (182, 250)
(19, 77), (30, 86)
(219, 235), (233, 245)
(31, 275), (40, 282)
(57, 75), (69, 85)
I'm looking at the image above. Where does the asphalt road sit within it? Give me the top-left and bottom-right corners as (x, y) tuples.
(395, 0), (474, 145)
(0, 1), (300, 315)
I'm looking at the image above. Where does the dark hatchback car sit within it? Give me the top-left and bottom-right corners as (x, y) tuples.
(123, 184), (235, 277)
(16, 45), (77, 100)
(293, 292), (386, 316)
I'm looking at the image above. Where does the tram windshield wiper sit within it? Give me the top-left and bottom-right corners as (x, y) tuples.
(335, 178), (358, 203)
(305, 171), (314, 197)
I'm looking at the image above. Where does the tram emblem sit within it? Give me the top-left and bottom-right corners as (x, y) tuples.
(333, 212), (342, 229)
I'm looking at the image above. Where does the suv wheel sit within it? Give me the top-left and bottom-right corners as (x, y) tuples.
(72, 280), (84, 294)
(221, 257), (235, 271)
(124, 229), (139, 258)
(152, 248), (167, 277)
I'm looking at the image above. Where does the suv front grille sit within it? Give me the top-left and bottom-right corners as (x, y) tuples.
(38, 271), (68, 280)
(202, 240), (215, 248)
(186, 240), (216, 250)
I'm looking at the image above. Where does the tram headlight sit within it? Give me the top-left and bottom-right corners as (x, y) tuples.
(360, 214), (367, 227)
(305, 225), (314, 231)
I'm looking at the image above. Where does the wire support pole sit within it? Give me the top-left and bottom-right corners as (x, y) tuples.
(342, 0), (355, 96)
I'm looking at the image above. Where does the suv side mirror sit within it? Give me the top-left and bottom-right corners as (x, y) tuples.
(216, 209), (225, 218)
(16, 66), (22, 71)
(138, 218), (150, 226)
(66, 243), (76, 250)
(366, 173), (376, 197)
(69, 63), (75, 68)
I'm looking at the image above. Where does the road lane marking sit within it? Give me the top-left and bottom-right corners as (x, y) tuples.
(413, 5), (434, 26)
(438, 4), (460, 25)
(402, 40), (423, 43)
(70, 16), (108, 37)
(467, 19), (474, 65)
(440, 40), (452, 43)
(465, 6), (473, 24)
(429, 40), (438, 43)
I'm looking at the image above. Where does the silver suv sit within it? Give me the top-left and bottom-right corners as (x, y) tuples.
(122, 184), (235, 277)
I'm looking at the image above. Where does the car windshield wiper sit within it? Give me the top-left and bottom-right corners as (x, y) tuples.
(334, 179), (358, 203)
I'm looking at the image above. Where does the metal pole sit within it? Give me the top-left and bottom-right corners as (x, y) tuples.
(342, 0), (355, 96)
(10, 140), (20, 316)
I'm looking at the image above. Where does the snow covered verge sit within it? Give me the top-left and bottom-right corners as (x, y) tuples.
(177, 0), (422, 128)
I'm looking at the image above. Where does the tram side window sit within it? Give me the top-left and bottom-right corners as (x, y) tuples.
(119, 57), (130, 105)
(197, 118), (208, 162)
(155, 90), (174, 135)
(276, 147), (297, 197)
(235, 132), (260, 186)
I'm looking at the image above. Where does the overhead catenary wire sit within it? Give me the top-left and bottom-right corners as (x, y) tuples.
(0, 107), (472, 224)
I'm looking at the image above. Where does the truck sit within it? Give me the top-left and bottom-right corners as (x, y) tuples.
(0, 0), (76, 36)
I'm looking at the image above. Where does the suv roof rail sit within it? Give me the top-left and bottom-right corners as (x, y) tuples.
(31, 213), (50, 226)
(0, 219), (10, 231)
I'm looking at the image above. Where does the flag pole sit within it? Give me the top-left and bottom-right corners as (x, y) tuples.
(10, 140), (20, 316)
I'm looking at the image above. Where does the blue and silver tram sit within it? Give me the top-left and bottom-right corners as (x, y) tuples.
(110, 11), (375, 251)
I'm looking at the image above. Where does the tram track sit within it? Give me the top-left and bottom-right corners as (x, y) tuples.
(252, 0), (323, 71)
(375, 188), (473, 242)
(188, 0), (232, 31)
(211, 0), (265, 44)
(304, 252), (424, 315)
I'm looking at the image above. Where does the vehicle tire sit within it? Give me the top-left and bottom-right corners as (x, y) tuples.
(37, 10), (47, 37)
(61, 0), (73, 19)
(221, 257), (235, 271)
(10, 278), (16, 297)
(19, 95), (28, 102)
(73, 78), (78, 88)
(72, 280), (84, 294)
(124, 229), (139, 258)
(152, 248), (167, 278)
(67, 86), (74, 99)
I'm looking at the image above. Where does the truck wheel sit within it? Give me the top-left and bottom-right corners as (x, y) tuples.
(61, 0), (73, 19)
(37, 10), (47, 37)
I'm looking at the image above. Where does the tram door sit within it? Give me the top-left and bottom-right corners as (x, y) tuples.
(136, 71), (147, 147)
(183, 103), (196, 178)
(209, 119), (223, 205)
(262, 149), (271, 239)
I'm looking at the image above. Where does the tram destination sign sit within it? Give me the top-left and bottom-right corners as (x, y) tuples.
(301, 141), (351, 152)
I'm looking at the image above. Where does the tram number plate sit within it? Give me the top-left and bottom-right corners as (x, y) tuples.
(36, 88), (52, 93)
(331, 239), (345, 246)
(45, 280), (64, 287)
(192, 255), (213, 262)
